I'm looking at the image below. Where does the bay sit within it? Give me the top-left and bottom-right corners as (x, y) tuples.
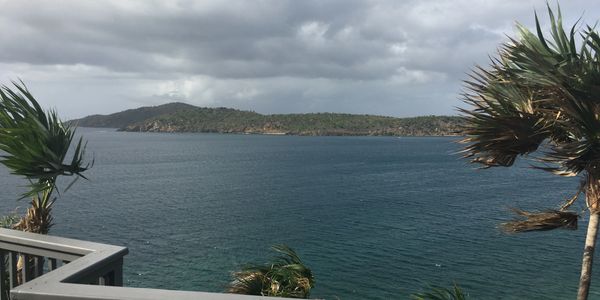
(0, 128), (595, 299)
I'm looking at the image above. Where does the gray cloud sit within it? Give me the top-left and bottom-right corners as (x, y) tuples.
(0, 0), (597, 119)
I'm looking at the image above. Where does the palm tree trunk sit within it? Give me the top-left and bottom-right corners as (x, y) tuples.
(578, 212), (599, 299)
(13, 196), (53, 285)
(579, 173), (600, 300)
(578, 211), (599, 300)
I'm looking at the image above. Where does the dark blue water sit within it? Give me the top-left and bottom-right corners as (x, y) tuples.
(0, 128), (596, 299)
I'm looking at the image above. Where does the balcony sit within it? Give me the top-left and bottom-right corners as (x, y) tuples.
(0, 228), (288, 300)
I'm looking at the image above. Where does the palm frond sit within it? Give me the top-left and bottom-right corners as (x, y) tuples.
(227, 245), (314, 298)
(460, 66), (549, 167)
(411, 284), (468, 300)
(501, 209), (578, 233)
(227, 269), (268, 296)
(0, 81), (89, 198)
(461, 4), (600, 174)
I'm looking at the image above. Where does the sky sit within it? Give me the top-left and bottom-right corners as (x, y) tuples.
(0, 0), (598, 119)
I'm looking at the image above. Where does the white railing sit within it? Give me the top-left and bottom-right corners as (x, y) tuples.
(0, 228), (288, 300)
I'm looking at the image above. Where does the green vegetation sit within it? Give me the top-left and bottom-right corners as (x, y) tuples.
(0, 81), (89, 234)
(72, 104), (464, 136)
(0, 81), (90, 284)
(227, 245), (314, 298)
(411, 284), (467, 300)
(0, 213), (19, 229)
(71, 102), (196, 128)
(461, 5), (600, 300)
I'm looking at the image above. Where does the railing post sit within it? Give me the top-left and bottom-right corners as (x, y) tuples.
(23, 254), (34, 282)
(114, 258), (123, 286)
(0, 250), (8, 300)
(8, 252), (17, 288)
(35, 256), (44, 277)
(102, 258), (123, 286)
(48, 258), (57, 271)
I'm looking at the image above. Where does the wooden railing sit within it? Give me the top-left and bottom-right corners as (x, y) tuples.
(0, 228), (286, 300)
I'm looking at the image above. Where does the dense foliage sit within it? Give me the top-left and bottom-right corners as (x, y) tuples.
(72, 103), (463, 136)
(227, 245), (314, 298)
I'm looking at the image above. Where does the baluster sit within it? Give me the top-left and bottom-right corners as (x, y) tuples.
(102, 271), (114, 286)
(113, 258), (123, 286)
(0, 250), (8, 300)
(98, 275), (106, 286)
(8, 253), (17, 288)
(23, 255), (33, 282)
(34, 256), (44, 277)
(48, 258), (57, 271)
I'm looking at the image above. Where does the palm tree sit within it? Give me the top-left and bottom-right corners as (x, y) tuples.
(461, 5), (600, 300)
(0, 81), (89, 281)
(411, 284), (467, 300)
(227, 245), (315, 298)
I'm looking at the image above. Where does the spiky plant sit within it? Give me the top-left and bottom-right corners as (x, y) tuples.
(0, 81), (89, 282)
(411, 284), (467, 300)
(227, 245), (314, 298)
(461, 5), (600, 300)
(0, 81), (89, 232)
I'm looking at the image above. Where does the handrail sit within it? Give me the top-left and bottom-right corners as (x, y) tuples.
(0, 228), (102, 261)
(0, 228), (291, 300)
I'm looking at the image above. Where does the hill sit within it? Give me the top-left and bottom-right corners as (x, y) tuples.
(70, 103), (464, 136)
(71, 102), (196, 128)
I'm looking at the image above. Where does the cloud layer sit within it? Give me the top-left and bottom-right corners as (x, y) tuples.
(0, 0), (597, 118)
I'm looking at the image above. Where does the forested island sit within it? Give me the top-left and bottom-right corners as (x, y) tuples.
(71, 102), (464, 136)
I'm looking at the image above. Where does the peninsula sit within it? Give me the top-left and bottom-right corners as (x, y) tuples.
(71, 102), (464, 136)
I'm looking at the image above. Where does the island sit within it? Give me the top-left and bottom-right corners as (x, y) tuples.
(70, 102), (464, 136)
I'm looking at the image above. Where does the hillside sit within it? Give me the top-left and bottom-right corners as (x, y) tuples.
(71, 102), (196, 128)
(71, 103), (464, 136)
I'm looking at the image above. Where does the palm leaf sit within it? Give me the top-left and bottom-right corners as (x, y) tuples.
(501, 209), (578, 233)
(0, 81), (89, 198)
(412, 284), (468, 300)
(227, 245), (314, 298)
(462, 4), (600, 179)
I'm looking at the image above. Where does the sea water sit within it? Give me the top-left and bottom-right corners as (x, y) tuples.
(0, 128), (595, 299)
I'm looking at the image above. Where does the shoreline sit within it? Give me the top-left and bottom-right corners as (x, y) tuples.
(80, 127), (463, 137)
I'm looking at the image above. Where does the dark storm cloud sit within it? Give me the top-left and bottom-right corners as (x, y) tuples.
(1, 0), (396, 78)
(0, 0), (597, 118)
(0, 0), (500, 78)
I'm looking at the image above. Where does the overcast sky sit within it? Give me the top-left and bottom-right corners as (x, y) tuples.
(0, 0), (598, 119)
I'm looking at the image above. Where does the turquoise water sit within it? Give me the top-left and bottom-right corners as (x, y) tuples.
(0, 128), (597, 299)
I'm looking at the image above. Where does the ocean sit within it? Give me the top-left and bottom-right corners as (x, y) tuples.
(0, 128), (596, 299)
